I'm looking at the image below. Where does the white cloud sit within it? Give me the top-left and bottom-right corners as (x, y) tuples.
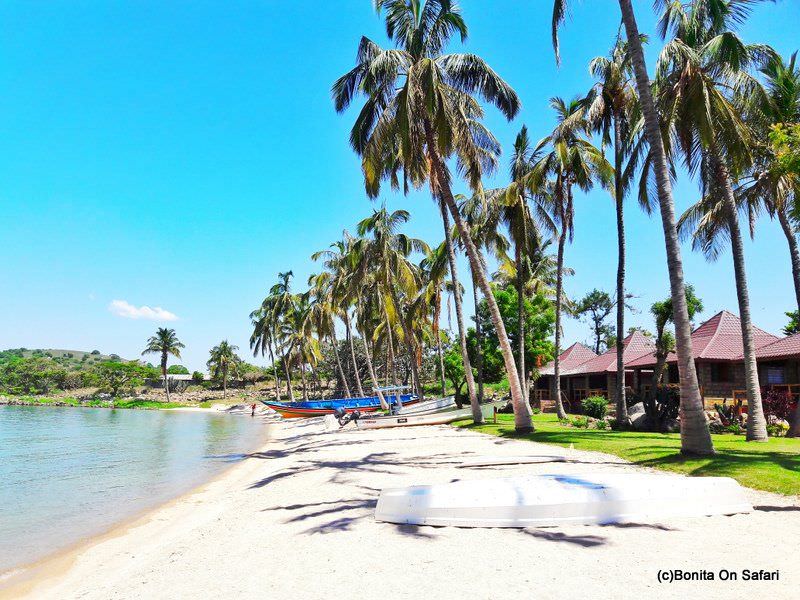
(109, 299), (178, 321)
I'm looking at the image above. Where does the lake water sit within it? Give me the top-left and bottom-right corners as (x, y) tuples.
(0, 405), (267, 574)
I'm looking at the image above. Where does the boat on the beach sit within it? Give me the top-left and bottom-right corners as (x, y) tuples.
(355, 407), (472, 429)
(394, 396), (455, 415)
(261, 395), (417, 418)
(374, 473), (753, 528)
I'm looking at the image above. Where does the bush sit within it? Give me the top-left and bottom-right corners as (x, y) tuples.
(581, 395), (608, 419)
(191, 371), (205, 383)
(767, 422), (789, 437)
(595, 419), (608, 430)
(570, 416), (589, 428)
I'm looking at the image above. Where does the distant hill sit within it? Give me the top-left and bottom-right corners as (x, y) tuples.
(0, 348), (129, 369)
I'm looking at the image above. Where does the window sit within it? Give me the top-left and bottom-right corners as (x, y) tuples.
(710, 363), (732, 383)
(765, 366), (786, 385)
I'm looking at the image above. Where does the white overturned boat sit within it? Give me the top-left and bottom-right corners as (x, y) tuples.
(375, 473), (752, 528)
(356, 407), (472, 430)
(395, 396), (455, 415)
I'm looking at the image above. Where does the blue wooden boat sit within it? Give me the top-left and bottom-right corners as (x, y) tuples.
(261, 394), (418, 418)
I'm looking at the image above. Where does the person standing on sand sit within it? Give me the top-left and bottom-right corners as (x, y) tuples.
(251, 403), (256, 417)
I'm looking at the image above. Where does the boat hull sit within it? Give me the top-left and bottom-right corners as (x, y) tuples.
(261, 395), (418, 419)
(394, 396), (455, 415)
(375, 473), (752, 528)
(356, 408), (472, 429)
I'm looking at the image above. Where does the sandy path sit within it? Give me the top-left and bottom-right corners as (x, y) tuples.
(6, 416), (799, 600)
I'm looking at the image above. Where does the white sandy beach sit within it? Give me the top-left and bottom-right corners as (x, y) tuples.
(4, 415), (799, 600)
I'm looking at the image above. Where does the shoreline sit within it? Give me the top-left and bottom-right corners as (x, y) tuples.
(0, 412), (276, 596)
(3, 417), (798, 599)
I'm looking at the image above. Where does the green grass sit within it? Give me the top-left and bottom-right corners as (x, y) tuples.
(4, 396), (184, 410)
(456, 413), (800, 496)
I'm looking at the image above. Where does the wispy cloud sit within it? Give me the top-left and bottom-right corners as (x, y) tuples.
(109, 299), (178, 321)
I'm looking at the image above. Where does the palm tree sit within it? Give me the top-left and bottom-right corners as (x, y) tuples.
(552, 0), (715, 455)
(142, 328), (185, 402)
(356, 207), (429, 398)
(308, 271), (352, 398)
(333, 0), (529, 430)
(207, 341), (241, 399)
(312, 234), (367, 398)
(525, 97), (613, 420)
(419, 242), (451, 397)
(656, 0), (771, 441)
(585, 38), (644, 423)
(738, 52), (800, 313)
(457, 192), (510, 406)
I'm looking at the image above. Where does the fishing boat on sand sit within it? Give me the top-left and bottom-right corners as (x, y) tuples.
(261, 394), (418, 419)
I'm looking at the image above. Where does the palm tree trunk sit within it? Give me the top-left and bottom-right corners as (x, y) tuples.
(435, 176), (529, 430)
(613, 111), (628, 423)
(361, 332), (388, 409)
(440, 201), (481, 422)
(161, 352), (170, 403)
(516, 244), (527, 403)
(618, 0), (713, 455)
(301, 363), (308, 400)
(269, 341), (281, 401)
(436, 330), (447, 397)
(553, 220), (568, 420)
(709, 147), (767, 442)
(344, 314), (365, 397)
(331, 328), (352, 398)
(472, 275), (485, 402)
(282, 354), (294, 401)
(777, 207), (800, 315)
(223, 370), (227, 400)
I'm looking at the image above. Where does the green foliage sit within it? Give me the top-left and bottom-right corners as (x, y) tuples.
(167, 364), (190, 375)
(191, 371), (205, 383)
(468, 285), (555, 383)
(595, 419), (609, 430)
(569, 416), (590, 428)
(574, 289), (615, 353)
(783, 310), (800, 336)
(0, 357), (70, 395)
(770, 123), (800, 176)
(443, 345), (466, 399)
(581, 395), (609, 419)
(94, 361), (148, 396)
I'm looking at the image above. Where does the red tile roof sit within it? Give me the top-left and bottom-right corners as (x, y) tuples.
(542, 332), (655, 376)
(752, 332), (800, 360)
(626, 310), (780, 368)
(539, 342), (597, 375)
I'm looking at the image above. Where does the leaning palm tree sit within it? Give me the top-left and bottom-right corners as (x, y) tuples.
(207, 340), (241, 399)
(333, 0), (528, 429)
(142, 328), (185, 402)
(657, 0), (771, 441)
(419, 242), (451, 397)
(552, 0), (715, 455)
(585, 37), (644, 423)
(525, 97), (613, 420)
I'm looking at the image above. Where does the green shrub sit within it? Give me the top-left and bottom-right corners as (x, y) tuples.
(570, 416), (589, 428)
(531, 407), (541, 415)
(595, 419), (608, 430)
(581, 395), (608, 419)
(191, 371), (205, 383)
(767, 422), (789, 437)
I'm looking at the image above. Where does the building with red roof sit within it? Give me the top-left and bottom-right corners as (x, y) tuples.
(535, 311), (797, 410)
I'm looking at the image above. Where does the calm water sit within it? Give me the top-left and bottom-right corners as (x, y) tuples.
(0, 406), (267, 574)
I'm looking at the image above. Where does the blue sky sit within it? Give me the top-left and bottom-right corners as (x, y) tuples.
(1, 1), (798, 371)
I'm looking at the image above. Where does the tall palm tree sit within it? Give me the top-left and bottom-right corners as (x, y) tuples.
(142, 328), (184, 402)
(738, 52), (800, 314)
(525, 97), (613, 420)
(585, 38), (644, 423)
(207, 340), (241, 399)
(333, 0), (529, 430)
(656, 0), (771, 441)
(552, 0), (715, 455)
(356, 207), (429, 398)
(312, 234), (367, 397)
(502, 126), (556, 402)
(419, 241), (451, 397)
(308, 271), (352, 398)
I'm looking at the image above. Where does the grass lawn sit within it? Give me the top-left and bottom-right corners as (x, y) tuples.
(456, 413), (800, 496)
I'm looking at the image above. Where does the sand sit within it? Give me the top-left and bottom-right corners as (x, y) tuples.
(3, 415), (798, 600)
